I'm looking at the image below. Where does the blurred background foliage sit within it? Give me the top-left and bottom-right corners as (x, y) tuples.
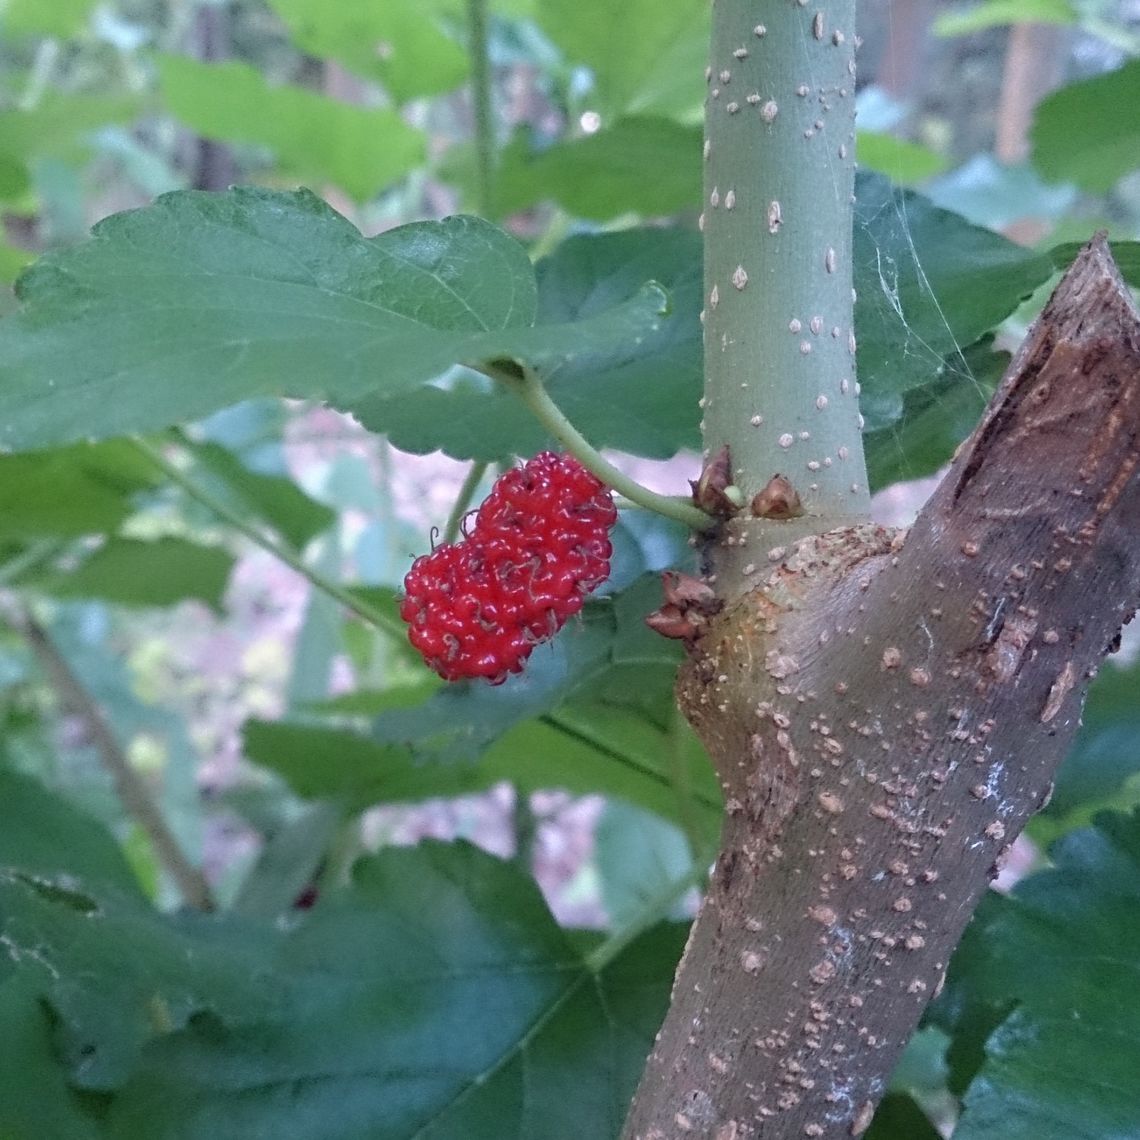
(0, 1), (1139, 1136)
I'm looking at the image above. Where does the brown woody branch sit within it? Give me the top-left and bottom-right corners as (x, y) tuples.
(9, 606), (216, 912)
(623, 236), (1140, 1138)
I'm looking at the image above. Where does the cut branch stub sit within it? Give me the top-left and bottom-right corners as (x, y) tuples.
(623, 236), (1140, 1139)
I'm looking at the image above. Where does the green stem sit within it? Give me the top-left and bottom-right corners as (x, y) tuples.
(466, 0), (495, 218)
(442, 460), (488, 544)
(486, 365), (716, 532)
(131, 438), (406, 641)
(510, 787), (538, 873)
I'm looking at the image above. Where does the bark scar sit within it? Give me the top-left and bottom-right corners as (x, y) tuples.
(1040, 660), (1078, 722)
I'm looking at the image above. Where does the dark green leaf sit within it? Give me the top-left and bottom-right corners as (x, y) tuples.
(494, 118), (702, 220)
(926, 894), (1012, 1098)
(864, 335), (1007, 490)
(0, 870), (277, 1089)
(864, 1093), (942, 1140)
(953, 810), (1140, 1140)
(854, 173), (1054, 403)
(370, 226), (703, 460)
(188, 440), (336, 550)
(0, 976), (100, 1140)
(108, 843), (686, 1139)
(0, 440), (158, 539)
(537, 0), (707, 118)
(0, 767), (144, 898)
(244, 699), (719, 828)
(0, 188), (668, 453)
(32, 537), (234, 610)
(1031, 60), (1140, 192)
(245, 575), (717, 822)
(375, 181), (1056, 462)
(1051, 238), (1140, 290)
(1038, 654), (1140, 833)
(156, 55), (424, 201)
(266, 0), (468, 100)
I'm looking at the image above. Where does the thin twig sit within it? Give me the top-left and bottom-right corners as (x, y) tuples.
(442, 460), (488, 544)
(9, 605), (216, 912)
(483, 365), (716, 532)
(131, 437), (406, 641)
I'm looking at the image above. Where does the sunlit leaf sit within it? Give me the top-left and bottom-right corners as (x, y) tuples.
(1031, 60), (1140, 192)
(266, 0), (467, 100)
(156, 55), (424, 201)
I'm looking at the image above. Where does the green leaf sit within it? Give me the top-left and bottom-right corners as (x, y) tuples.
(266, 0), (468, 100)
(156, 55), (424, 201)
(0, 976), (100, 1140)
(31, 537), (234, 610)
(1051, 239), (1140, 290)
(187, 441), (336, 550)
(244, 576), (718, 824)
(1031, 60), (1140, 192)
(864, 335), (1007, 490)
(374, 178), (1055, 461)
(1038, 654), (1140, 832)
(0, 95), (143, 201)
(371, 575), (681, 756)
(0, 870), (277, 1090)
(925, 155), (1077, 232)
(231, 802), (343, 921)
(595, 801), (698, 927)
(537, 0), (708, 118)
(926, 895), (1012, 1098)
(0, 238), (34, 283)
(953, 810), (1140, 1140)
(0, 0), (100, 36)
(244, 700), (719, 829)
(0, 187), (668, 453)
(856, 131), (948, 184)
(0, 767), (144, 899)
(366, 226), (703, 460)
(108, 843), (686, 1139)
(0, 440), (159, 540)
(934, 0), (1077, 35)
(864, 1093), (942, 1140)
(854, 173), (1053, 406)
(494, 118), (702, 220)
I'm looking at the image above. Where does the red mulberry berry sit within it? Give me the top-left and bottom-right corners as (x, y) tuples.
(400, 453), (616, 683)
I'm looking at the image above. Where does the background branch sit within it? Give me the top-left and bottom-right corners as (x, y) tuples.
(8, 605), (216, 912)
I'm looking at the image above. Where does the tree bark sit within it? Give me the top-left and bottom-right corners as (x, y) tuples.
(622, 236), (1140, 1138)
